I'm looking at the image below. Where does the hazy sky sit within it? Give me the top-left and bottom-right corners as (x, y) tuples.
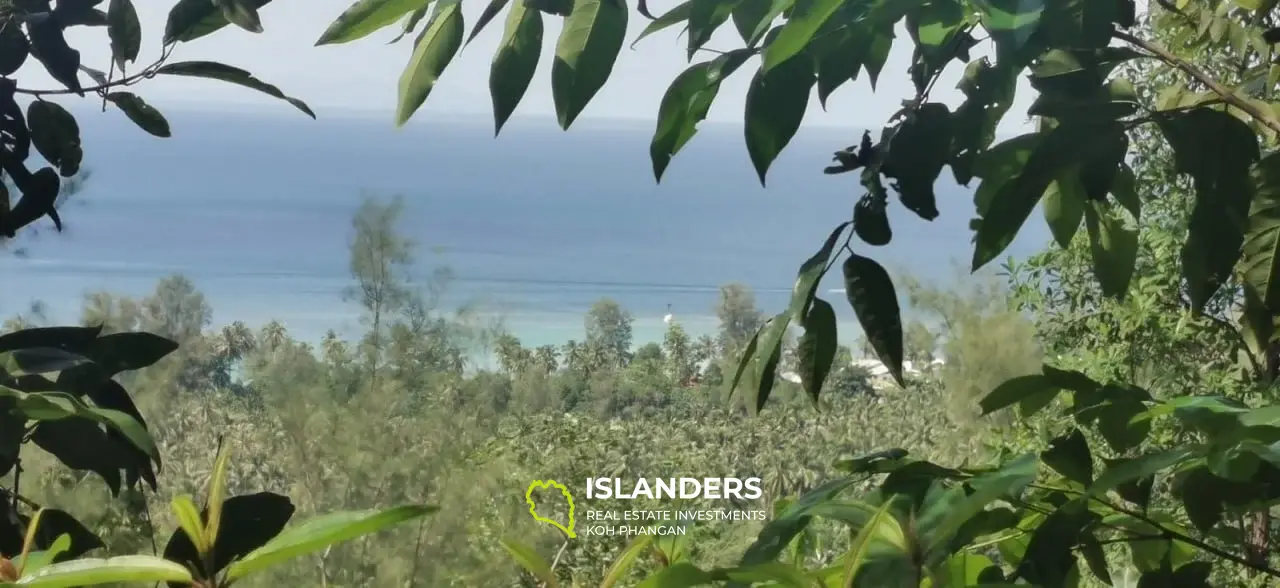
(30, 0), (1039, 132)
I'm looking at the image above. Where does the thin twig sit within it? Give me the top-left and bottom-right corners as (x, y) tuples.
(1113, 29), (1280, 135)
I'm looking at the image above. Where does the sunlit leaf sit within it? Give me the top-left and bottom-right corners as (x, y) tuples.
(490, 0), (542, 135)
(552, 0), (628, 129)
(316, 0), (426, 45)
(224, 505), (437, 580)
(396, 0), (465, 126)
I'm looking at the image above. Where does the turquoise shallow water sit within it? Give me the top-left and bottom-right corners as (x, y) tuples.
(0, 107), (1051, 350)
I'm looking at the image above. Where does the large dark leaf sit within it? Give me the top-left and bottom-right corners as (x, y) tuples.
(85, 331), (178, 374)
(1041, 428), (1093, 486)
(0, 20), (30, 76)
(795, 297), (837, 405)
(30, 419), (127, 494)
(26, 100), (81, 177)
(24, 508), (105, 561)
(841, 253), (903, 386)
(489, 0), (542, 136)
(395, 0), (464, 126)
(743, 54), (814, 186)
(1015, 501), (1094, 586)
(1156, 108), (1259, 312)
(26, 17), (81, 95)
(550, 0), (627, 129)
(107, 0), (140, 69)
(0, 325), (100, 354)
(163, 492), (295, 582)
(1084, 200), (1138, 299)
(650, 49), (752, 181)
(973, 120), (1122, 270)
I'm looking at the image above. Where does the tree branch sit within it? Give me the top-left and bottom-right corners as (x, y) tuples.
(1113, 29), (1280, 135)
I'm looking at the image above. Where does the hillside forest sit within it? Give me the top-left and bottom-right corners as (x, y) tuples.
(4, 0), (1280, 586)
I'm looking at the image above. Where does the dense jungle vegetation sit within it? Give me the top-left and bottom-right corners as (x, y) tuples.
(5, 0), (1280, 586)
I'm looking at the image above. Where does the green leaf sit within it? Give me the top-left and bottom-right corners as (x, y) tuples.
(1016, 501), (1094, 587)
(468, 0), (511, 45)
(500, 537), (559, 587)
(919, 453), (1038, 555)
(761, 0), (844, 72)
(636, 562), (715, 587)
(600, 535), (653, 588)
(726, 325), (762, 400)
(815, 27), (865, 107)
(490, 0), (542, 136)
(552, 0), (628, 129)
(973, 120), (1123, 270)
(104, 93), (170, 137)
(155, 61), (314, 118)
(13, 555), (194, 587)
(1084, 200), (1138, 299)
(389, 4), (430, 43)
(225, 505), (438, 581)
(106, 0), (141, 69)
(979, 374), (1060, 416)
(164, 0), (272, 44)
(840, 499), (906, 585)
(16, 533), (71, 576)
(688, 0), (739, 60)
(1176, 467), (1225, 533)
(746, 312), (790, 413)
(631, 1), (690, 47)
(316, 0), (425, 45)
(790, 222), (851, 321)
(1078, 533), (1112, 585)
(795, 297), (837, 405)
(1157, 108), (1260, 312)
(650, 49), (752, 181)
(739, 477), (861, 566)
(396, 0), (465, 126)
(212, 0), (263, 33)
(1041, 428), (1093, 485)
(731, 0), (792, 45)
(940, 553), (999, 587)
(914, 0), (965, 48)
(842, 253), (903, 386)
(1242, 151), (1280, 309)
(1043, 170), (1086, 247)
(744, 55), (814, 186)
(171, 495), (209, 555)
(1089, 447), (1199, 499)
(724, 563), (814, 586)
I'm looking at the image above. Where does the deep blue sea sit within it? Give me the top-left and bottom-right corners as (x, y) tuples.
(0, 106), (1051, 350)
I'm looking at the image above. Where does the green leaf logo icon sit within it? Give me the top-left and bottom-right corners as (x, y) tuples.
(525, 479), (576, 538)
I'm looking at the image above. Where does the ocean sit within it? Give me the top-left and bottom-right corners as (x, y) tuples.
(0, 106), (1051, 351)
